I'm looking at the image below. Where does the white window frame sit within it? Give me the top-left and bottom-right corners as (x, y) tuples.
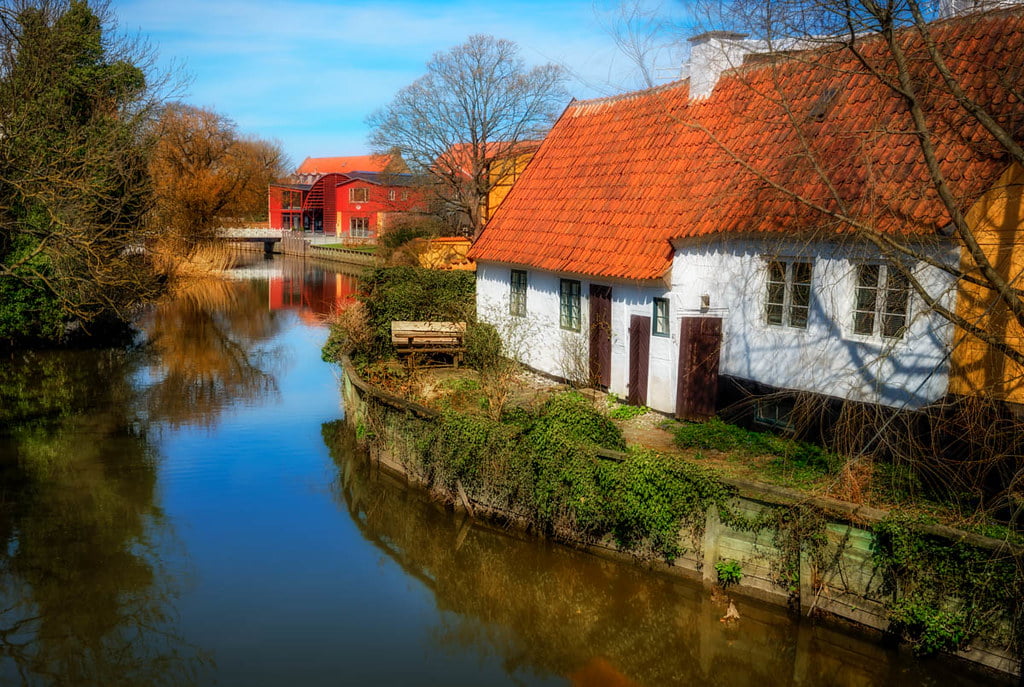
(350, 217), (370, 237)
(559, 279), (581, 331)
(765, 259), (813, 329)
(653, 298), (670, 337)
(510, 270), (527, 317)
(852, 263), (911, 339)
(349, 187), (368, 203)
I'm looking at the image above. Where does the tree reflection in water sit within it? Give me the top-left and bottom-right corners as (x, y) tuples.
(139, 275), (284, 429)
(0, 349), (208, 685)
(323, 421), (1001, 687)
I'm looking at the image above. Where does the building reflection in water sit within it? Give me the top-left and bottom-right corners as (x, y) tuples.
(267, 257), (360, 322)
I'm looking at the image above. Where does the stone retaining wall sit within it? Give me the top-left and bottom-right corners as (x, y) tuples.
(339, 356), (1020, 677)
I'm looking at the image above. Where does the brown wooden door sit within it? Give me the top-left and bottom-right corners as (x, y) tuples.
(628, 315), (650, 406)
(676, 317), (722, 419)
(589, 285), (612, 388)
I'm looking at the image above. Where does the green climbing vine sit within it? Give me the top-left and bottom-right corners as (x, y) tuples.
(871, 514), (1022, 657)
(369, 390), (736, 561)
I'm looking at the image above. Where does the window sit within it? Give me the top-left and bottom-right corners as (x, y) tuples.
(510, 270), (527, 317)
(401, 191), (409, 201)
(559, 279), (581, 331)
(349, 187), (368, 203)
(350, 217), (370, 237)
(755, 397), (795, 430)
(388, 189), (396, 202)
(653, 298), (670, 336)
(852, 263), (910, 338)
(766, 259), (812, 329)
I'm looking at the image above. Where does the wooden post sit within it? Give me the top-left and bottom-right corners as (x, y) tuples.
(702, 506), (723, 585)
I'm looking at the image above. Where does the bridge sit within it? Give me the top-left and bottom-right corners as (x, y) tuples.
(219, 227), (284, 255)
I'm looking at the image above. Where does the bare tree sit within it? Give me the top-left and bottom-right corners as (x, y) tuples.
(688, 0), (1024, 371)
(148, 103), (288, 253)
(367, 34), (567, 236)
(682, 1), (1024, 514)
(586, 1), (1024, 513)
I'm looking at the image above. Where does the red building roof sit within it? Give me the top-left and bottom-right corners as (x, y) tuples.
(470, 10), (1024, 281)
(295, 154), (393, 175)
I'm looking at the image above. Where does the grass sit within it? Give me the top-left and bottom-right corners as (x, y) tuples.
(319, 243), (377, 254)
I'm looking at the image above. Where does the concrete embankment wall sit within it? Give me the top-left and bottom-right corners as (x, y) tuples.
(339, 358), (1020, 677)
(231, 233), (378, 267)
(279, 234), (377, 266)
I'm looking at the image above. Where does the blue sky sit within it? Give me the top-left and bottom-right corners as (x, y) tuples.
(110, 0), (690, 167)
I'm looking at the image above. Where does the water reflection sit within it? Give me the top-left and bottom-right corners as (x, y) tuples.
(0, 349), (206, 685)
(324, 421), (1005, 687)
(267, 257), (360, 321)
(139, 276), (284, 428)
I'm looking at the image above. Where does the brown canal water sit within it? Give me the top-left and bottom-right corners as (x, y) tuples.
(0, 255), (1010, 686)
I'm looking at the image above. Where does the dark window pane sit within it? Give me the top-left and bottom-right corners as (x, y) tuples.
(792, 262), (813, 286)
(881, 312), (906, 338)
(791, 282), (810, 309)
(853, 311), (875, 335)
(653, 298), (669, 335)
(855, 286), (877, 312)
(857, 264), (880, 289)
(766, 303), (784, 326)
(790, 306), (809, 329)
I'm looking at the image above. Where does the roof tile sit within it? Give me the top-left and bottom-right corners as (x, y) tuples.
(471, 10), (1024, 280)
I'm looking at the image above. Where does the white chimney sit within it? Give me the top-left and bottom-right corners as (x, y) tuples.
(939, 0), (1022, 16)
(685, 32), (765, 100)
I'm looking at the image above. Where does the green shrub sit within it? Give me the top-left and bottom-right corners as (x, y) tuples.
(607, 403), (648, 420)
(464, 321), (503, 371)
(346, 265), (476, 359)
(606, 448), (732, 560)
(405, 392), (737, 562)
(886, 599), (968, 656)
(532, 391), (626, 452)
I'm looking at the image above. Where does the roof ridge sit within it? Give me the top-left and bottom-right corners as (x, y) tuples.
(568, 79), (688, 111)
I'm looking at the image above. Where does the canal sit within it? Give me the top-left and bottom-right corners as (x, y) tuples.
(0, 255), (1008, 686)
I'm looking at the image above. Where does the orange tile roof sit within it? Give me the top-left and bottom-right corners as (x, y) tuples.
(470, 10), (1024, 281)
(295, 154), (392, 175)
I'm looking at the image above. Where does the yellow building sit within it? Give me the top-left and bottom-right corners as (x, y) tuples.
(949, 164), (1024, 405)
(483, 143), (540, 224)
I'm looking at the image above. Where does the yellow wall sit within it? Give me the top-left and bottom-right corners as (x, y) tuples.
(483, 151), (535, 223)
(948, 163), (1024, 404)
(412, 237), (475, 271)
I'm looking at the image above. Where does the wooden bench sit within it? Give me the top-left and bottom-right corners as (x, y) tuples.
(391, 321), (467, 367)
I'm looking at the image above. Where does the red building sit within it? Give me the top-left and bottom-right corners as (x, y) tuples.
(334, 173), (424, 240)
(267, 155), (426, 239)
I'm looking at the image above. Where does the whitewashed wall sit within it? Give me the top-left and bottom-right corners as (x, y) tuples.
(475, 261), (678, 412)
(669, 237), (959, 409)
(476, 236), (959, 415)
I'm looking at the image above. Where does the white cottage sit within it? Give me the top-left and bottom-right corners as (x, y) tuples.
(469, 10), (1024, 422)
